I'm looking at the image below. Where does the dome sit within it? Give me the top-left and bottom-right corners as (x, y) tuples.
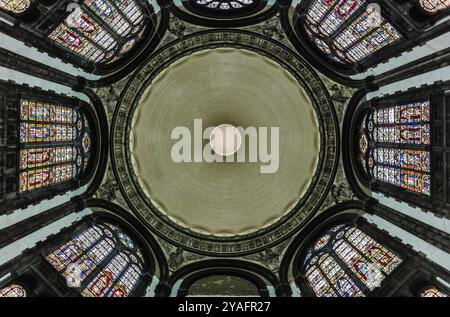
(112, 32), (338, 254)
(0, 0), (449, 300)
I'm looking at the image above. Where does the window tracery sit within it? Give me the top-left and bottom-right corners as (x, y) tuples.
(419, 0), (450, 13)
(419, 286), (448, 297)
(0, 0), (30, 14)
(48, 0), (145, 64)
(0, 284), (26, 297)
(303, 0), (401, 64)
(18, 100), (93, 193)
(357, 101), (431, 195)
(46, 223), (145, 297)
(303, 224), (402, 297)
(195, 0), (255, 10)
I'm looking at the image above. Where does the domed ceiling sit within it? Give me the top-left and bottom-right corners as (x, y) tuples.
(131, 48), (320, 236)
(109, 30), (340, 256)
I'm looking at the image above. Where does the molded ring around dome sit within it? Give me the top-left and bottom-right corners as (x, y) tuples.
(111, 30), (339, 256)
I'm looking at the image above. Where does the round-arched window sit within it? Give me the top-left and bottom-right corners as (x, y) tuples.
(419, 0), (450, 13)
(419, 286), (448, 297)
(0, 284), (27, 297)
(0, 0), (31, 14)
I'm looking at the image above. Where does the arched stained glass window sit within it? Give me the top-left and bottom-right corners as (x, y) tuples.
(303, 0), (402, 64)
(419, 286), (448, 297)
(81, 251), (142, 297)
(18, 100), (93, 193)
(0, 284), (26, 297)
(48, 0), (146, 65)
(357, 101), (432, 196)
(302, 224), (402, 297)
(419, 0), (450, 13)
(46, 223), (145, 297)
(0, 0), (31, 14)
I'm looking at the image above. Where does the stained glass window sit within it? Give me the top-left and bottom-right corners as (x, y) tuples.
(48, 20), (111, 64)
(46, 223), (145, 297)
(18, 100), (93, 193)
(19, 147), (77, 169)
(0, 284), (26, 297)
(373, 149), (430, 172)
(107, 263), (142, 297)
(20, 123), (78, 143)
(419, 286), (448, 297)
(303, 0), (401, 64)
(419, 0), (450, 13)
(194, 0), (255, 10)
(19, 164), (78, 192)
(0, 0), (30, 14)
(357, 101), (432, 196)
(303, 224), (402, 297)
(373, 101), (430, 124)
(82, 251), (132, 297)
(20, 100), (78, 123)
(48, 0), (145, 64)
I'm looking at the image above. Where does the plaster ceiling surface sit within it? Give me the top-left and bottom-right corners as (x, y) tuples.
(130, 48), (320, 236)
